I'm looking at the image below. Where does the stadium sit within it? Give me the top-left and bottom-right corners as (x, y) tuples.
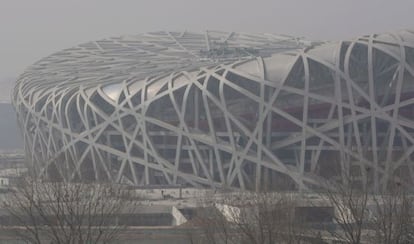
(12, 30), (414, 191)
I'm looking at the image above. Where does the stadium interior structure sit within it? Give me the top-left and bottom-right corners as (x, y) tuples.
(12, 30), (414, 192)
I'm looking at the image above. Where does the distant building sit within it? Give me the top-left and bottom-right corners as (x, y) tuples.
(12, 30), (414, 192)
(0, 177), (8, 187)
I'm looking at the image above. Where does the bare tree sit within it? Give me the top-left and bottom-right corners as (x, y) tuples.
(320, 180), (369, 244)
(1, 177), (133, 244)
(371, 184), (414, 244)
(191, 191), (307, 244)
(187, 205), (235, 244)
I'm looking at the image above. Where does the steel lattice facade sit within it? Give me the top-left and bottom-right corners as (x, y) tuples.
(12, 30), (414, 191)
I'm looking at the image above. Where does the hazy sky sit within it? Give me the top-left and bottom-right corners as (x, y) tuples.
(1, 0), (414, 81)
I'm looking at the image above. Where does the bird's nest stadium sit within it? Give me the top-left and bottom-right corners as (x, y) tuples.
(12, 30), (414, 191)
